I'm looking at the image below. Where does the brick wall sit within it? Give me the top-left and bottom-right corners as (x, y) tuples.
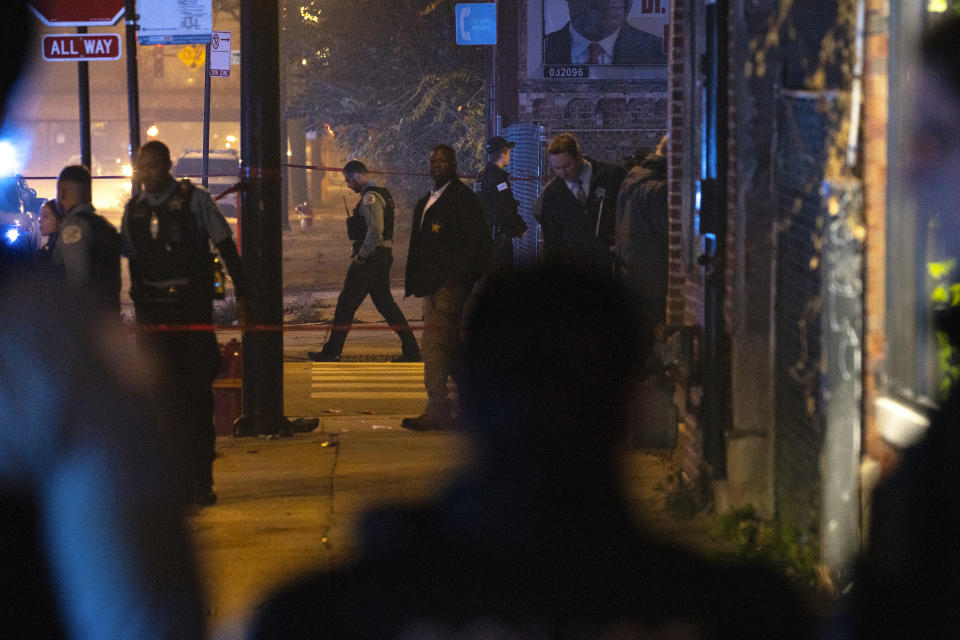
(665, 0), (705, 480)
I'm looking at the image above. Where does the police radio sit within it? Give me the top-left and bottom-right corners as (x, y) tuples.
(345, 194), (367, 241)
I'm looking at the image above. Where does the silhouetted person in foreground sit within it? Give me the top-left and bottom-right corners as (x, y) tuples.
(0, 6), (206, 638)
(852, 14), (960, 639)
(249, 265), (813, 639)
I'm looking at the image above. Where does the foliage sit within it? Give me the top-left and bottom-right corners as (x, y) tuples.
(711, 505), (823, 591)
(279, 0), (487, 193)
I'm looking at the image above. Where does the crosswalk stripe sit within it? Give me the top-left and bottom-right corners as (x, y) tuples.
(306, 361), (426, 400)
(310, 391), (427, 399)
(310, 363), (423, 368)
(311, 382), (424, 389)
(311, 374), (422, 380)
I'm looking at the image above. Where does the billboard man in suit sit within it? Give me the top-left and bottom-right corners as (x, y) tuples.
(544, 0), (666, 65)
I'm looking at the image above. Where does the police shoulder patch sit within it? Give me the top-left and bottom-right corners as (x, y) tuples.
(363, 192), (378, 206)
(497, 182), (509, 192)
(61, 225), (82, 244)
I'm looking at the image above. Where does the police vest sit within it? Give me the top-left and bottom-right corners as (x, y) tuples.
(127, 179), (212, 294)
(355, 186), (395, 241)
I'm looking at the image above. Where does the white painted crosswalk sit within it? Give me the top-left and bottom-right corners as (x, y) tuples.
(309, 362), (426, 400)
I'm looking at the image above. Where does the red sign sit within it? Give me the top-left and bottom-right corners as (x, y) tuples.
(29, 0), (124, 27)
(42, 34), (122, 61)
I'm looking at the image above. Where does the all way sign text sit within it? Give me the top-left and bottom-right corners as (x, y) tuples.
(42, 34), (122, 61)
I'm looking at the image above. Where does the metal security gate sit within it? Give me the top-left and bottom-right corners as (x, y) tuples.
(773, 90), (863, 579)
(501, 123), (543, 268)
(774, 90), (831, 537)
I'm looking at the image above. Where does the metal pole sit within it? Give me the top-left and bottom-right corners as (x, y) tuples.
(77, 26), (91, 170)
(202, 43), (211, 189)
(125, 0), (141, 198)
(234, 0), (289, 436)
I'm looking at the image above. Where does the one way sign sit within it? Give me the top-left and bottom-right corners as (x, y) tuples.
(42, 33), (121, 61)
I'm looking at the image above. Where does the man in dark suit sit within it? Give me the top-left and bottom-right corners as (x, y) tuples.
(402, 144), (490, 432)
(534, 132), (626, 273)
(544, 0), (666, 65)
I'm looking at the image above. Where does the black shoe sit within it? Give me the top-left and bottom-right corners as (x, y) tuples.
(308, 351), (340, 362)
(392, 352), (423, 363)
(401, 414), (454, 431)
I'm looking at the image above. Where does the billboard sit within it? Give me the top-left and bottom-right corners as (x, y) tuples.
(534, 0), (669, 79)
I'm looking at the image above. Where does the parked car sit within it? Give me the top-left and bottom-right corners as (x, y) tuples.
(0, 174), (42, 268)
(173, 149), (241, 219)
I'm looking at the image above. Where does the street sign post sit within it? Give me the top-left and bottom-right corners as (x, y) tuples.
(42, 34), (122, 62)
(210, 31), (231, 78)
(28, 0), (124, 26)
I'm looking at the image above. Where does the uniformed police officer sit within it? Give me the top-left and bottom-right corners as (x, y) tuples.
(53, 165), (122, 314)
(121, 140), (247, 506)
(308, 160), (421, 362)
(475, 136), (526, 273)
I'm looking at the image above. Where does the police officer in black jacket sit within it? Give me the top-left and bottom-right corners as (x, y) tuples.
(308, 160), (420, 362)
(121, 140), (247, 507)
(475, 136), (526, 273)
(402, 145), (491, 432)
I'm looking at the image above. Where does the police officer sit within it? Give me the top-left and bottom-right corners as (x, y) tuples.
(121, 140), (247, 506)
(53, 165), (122, 314)
(308, 160), (420, 362)
(475, 136), (526, 273)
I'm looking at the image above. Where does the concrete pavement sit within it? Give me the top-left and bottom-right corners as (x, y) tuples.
(190, 421), (724, 638)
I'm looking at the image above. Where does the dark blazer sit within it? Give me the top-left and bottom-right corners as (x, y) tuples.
(534, 157), (626, 272)
(543, 22), (666, 65)
(614, 153), (668, 303)
(405, 178), (491, 298)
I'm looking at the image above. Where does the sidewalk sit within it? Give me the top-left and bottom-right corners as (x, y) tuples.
(192, 421), (725, 638)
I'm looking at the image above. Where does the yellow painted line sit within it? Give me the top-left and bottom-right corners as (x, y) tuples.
(311, 382), (424, 389)
(310, 391), (426, 399)
(311, 375), (422, 381)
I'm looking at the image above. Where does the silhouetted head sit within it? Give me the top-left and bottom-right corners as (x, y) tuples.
(547, 132), (585, 182)
(135, 141), (174, 193)
(429, 144), (458, 188)
(342, 160), (370, 193)
(56, 165), (92, 213)
(456, 265), (644, 474)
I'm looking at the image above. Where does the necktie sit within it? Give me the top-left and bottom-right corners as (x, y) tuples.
(574, 179), (587, 205)
(587, 42), (605, 64)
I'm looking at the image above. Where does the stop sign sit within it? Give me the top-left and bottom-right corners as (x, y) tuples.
(28, 0), (124, 27)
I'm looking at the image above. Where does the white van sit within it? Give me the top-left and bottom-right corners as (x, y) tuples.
(173, 149), (241, 219)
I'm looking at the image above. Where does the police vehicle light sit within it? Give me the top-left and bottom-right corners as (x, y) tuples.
(4, 228), (20, 244)
(0, 141), (17, 176)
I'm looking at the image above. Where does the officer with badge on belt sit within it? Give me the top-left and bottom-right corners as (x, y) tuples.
(475, 136), (526, 273)
(121, 139), (247, 507)
(308, 160), (421, 362)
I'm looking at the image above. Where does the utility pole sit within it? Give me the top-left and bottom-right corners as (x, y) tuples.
(234, 0), (290, 436)
(124, 0), (140, 198)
